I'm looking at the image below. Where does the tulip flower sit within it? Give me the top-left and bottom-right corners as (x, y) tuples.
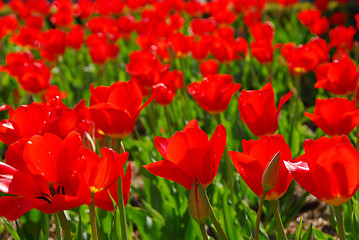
(281, 37), (329, 75)
(199, 59), (219, 77)
(0, 132), (92, 220)
(80, 148), (131, 211)
(89, 80), (153, 139)
(238, 82), (293, 137)
(329, 26), (356, 52)
(0, 51), (51, 94)
(315, 58), (358, 95)
(284, 136), (359, 206)
(187, 74), (241, 114)
(143, 119), (226, 190)
(297, 9), (321, 27)
(66, 25), (85, 50)
(229, 134), (292, 201)
(304, 98), (359, 136)
(0, 100), (92, 145)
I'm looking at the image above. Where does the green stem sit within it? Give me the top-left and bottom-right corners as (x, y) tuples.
(54, 215), (62, 240)
(270, 200), (287, 240)
(255, 191), (267, 240)
(288, 74), (301, 149)
(89, 194), (98, 240)
(57, 211), (73, 240)
(42, 213), (49, 240)
(204, 190), (228, 240)
(164, 106), (173, 136)
(117, 177), (128, 240)
(215, 114), (234, 201)
(199, 223), (209, 240)
(334, 205), (346, 240)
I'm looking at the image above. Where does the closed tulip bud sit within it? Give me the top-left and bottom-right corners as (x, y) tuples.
(262, 151), (281, 193)
(188, 180), (209, 225)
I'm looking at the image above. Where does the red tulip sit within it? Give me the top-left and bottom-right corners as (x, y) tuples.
(329, 12), (347, 26)
(89, 80), (152, 139)
(309, 17), (329, 36)
(152, 83), (175, 106)
(0, 14), (18, 39)
(80, 148), (131, 211)
(25, 15), (44, 30)
(38, 29), (67, 62)
(297, 9), (321, 27)
(281, 37), (329, 75)
(199, 59), (219, 77)
(9, 26), (41, 48)
(1, 51), (51, 94)
(50, 0), (73, 27)
(304, 98), (359, 136)
(143, 119), (227, 190)
(284, 136), (359, 206)
(189, 18), (216, 35)
(315, 58), (358, 95)
(229, 134), (292, 200)
(238, 82), (293, 137)
(329, 26), (356, 52)
(72, 0), (94, 19)
(187, 74), (241, 114)
(66, 25), (85, 50)
(126, 50), (169, 96)
(243, 9), (261, 27)
(0, 132), (92, 220)
(86, 16), (120, 42)
(0, 99), (93, 145)
(86, 33), (119, 64)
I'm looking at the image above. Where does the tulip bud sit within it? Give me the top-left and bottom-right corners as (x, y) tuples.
(188, 179), (210, 225)
(262, 151), (281, 193)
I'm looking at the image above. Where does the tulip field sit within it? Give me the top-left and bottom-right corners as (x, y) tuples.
(1, 0), (359, 239)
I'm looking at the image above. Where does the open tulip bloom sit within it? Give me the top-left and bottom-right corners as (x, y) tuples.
(0, 131), (130, 220)
(143, 119), (228, 239)
(284, 135), (359, 239)
(284, 135), (359, 207)
(143, 119), (226, 191)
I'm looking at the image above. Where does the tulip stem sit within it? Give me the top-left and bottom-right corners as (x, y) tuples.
(42, 213), (49, 240)
(89, 194), (98, 240)
(57, 211), (73, 240)
(199, 224), (209, 240)
(54, 214), (62, 240)
(255, 191), (267, 240)
(204, 190), (228, 240)
(116, 140), (128, 240)
(288, 75), (300, 149)
(270, 200), (287, 240)
(118, 177), (129, 240)
(164, 106), (173, 136)
(215, 114), (234, 201)
(334, 205), (346, 240)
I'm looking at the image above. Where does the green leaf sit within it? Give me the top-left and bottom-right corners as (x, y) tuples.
(301, 224), (312, 240)
(3, 218), (20, 240)
(295, 218), (303, 240)
(76, 215), (83, 240)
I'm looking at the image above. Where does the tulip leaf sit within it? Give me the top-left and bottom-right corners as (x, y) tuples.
(301, 224), (312, 240)
(295, 218), (303, 240)
(3, 218), (20, 240)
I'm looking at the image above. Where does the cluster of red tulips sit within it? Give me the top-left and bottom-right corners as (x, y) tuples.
(0, 0), (359, 239)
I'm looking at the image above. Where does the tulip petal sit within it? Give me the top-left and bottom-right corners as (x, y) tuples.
(276, 91), (293, 118)
(0, 196), (42, 221)
(154, 136), (170, 159)
(201, 124), (226, 187)
(143, 160), (194, 190)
